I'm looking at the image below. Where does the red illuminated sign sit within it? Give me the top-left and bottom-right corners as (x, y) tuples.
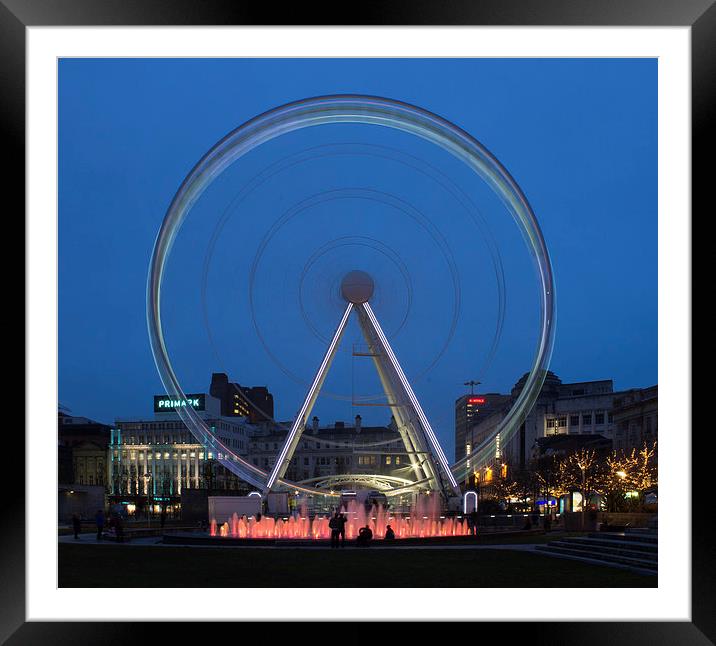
(468, 397), (486, 405)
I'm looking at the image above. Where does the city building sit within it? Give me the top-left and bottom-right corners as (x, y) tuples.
(454, 393), (511, 462)
(209, 372), (274, 425)
(461, 372), (637, 478)
(58, 411), (111, 487)
(249, 415), (405, 486)
(109, 391), (257, 516)
(612, 385), (658, 453)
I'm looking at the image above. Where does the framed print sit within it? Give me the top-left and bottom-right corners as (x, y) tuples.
(6, 0), (710, 640)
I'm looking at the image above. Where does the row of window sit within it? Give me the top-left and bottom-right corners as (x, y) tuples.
(546, 412), (613, 428)
(120, 421), (244, 432)
(250, 439), (402, 452)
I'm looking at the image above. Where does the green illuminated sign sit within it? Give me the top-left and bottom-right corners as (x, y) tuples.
(153, 393), (206, 413)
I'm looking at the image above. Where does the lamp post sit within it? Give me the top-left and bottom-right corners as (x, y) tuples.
(144, 473), (152, 528)
(464, 380), (481, 395)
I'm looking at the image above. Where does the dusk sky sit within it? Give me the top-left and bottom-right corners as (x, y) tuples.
(59, 58), (657, 458)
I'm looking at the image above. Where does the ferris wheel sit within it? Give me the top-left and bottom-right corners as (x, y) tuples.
(147, 95), (555, 503)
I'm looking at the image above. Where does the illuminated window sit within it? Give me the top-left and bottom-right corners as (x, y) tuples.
(386, 456), (392, 465)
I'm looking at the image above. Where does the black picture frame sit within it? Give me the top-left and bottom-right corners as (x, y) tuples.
(6, 0), (709, 640)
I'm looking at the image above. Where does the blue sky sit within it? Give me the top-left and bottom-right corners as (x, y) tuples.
(59, 58), (657, 458)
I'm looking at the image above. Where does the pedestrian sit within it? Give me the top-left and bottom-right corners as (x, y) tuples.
(469, 510), (479, 536)
(356, 525), (373, 547)
(384, 525), (395, 541)
(72, 513), (81, 540)
(337, 512), (348, 547)
(329, 512), (340, 548)
(95, 509), (105, 540)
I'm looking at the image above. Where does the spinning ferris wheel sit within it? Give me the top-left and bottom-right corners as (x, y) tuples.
(147, 95), (555, 504)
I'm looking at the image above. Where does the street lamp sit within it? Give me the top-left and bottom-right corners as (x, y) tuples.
(144, 473), (152, 528)
(464, 380), (481, 395)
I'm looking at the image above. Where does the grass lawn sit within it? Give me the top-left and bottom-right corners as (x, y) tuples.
(58, 543), (656, 588)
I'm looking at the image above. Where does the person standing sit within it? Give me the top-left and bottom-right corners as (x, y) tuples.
(329, 512), (340, 548)
(72, 513), (81, 540)
(384, 525), (396, 541)
(337, 512), (348, 547)
(95, 509), (105, 540)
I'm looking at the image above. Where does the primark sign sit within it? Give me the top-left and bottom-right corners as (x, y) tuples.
(153, 393), (206, 413)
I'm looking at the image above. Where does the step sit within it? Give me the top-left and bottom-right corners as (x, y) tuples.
(536, 544), (658, 570)
(588, 531), (658, 544)
(534, 545), (657, 575)
(626, 527), (658, 536)
(565, 536), (658, 554)
(548, 540), (657, 562)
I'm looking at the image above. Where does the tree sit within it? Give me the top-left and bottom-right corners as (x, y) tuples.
(600, 450), (632, 512)
(564, 448), (601, 526)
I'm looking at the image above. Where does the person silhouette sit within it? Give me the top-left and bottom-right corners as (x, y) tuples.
(384, 525), (395, 541)
(72, 513), (81, 540)
(329, 512), (341, 548)
(337, 512), (347, 547)
(356, 524), (373, 547)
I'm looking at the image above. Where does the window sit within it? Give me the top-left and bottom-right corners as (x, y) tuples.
(557, 417), (567, 428)
(583, 414), (592, 425)
(386, 456), (392, 465)
(595, 413), (605, 425)
(570, 415), (580, 426)
(608, 412), (614, 423)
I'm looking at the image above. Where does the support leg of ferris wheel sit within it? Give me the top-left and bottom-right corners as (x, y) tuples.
(263, 303), (353, 493)
(264, 271), (461, 500)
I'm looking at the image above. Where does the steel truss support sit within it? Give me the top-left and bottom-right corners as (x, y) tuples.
(264, 301), (460, 500)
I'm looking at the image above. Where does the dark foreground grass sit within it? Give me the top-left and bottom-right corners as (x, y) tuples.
(59, 543), (656, 588)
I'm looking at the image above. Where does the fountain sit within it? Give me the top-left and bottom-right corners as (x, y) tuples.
(209, 497), (469, 541)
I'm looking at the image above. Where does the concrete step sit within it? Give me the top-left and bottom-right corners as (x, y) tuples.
(589, 531), (658, 544)
(548, 539), (657, 562)
(536, 544), (657, 571)
(565, 536), (658, 554)
(534, 545), (657, 575)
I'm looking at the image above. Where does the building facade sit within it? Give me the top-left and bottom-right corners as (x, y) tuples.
(612, 385), (658, 453)
(462, 372), (630, 477)
(249, 415), (406, 487)
(58, 412), (111, 487)
(454, 393), (511, 463)
(209, 372), (274, 425)
(109, 392), (256, 515)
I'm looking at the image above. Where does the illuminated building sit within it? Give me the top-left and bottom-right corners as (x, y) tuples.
(462, 372), (644, 472)
(249, 416), (404, 486)
(109, 392), (256, 515)
(454, 393), (510, 463)
(209, 372), (274, 425)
